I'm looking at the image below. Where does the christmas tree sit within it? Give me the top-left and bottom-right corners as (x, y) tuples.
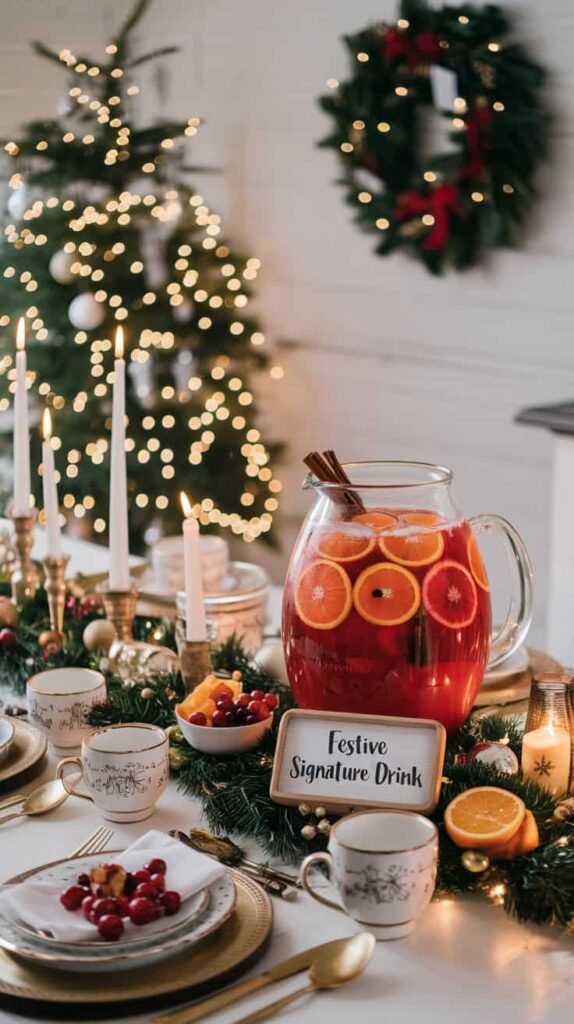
(0, 0), (283, 550)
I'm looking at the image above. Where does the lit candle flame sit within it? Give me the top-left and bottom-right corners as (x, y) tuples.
(42, 407), (52, 441)
(114, 325), (124, 359)
(16, 317), (25, 351)
(180, 491), (193, 519)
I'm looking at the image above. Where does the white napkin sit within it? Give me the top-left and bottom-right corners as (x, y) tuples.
(0, 830), (224, 943)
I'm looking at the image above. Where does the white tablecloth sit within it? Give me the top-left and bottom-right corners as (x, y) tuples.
(0, 745), (572, 1024)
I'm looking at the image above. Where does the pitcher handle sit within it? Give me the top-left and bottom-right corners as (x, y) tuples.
(469, 514), (533, 670)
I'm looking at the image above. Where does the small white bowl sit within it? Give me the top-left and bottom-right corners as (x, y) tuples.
(0, 716), (15, 766)
(176, 708), (273, 755)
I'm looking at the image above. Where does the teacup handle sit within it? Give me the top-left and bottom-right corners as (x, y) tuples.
(56, 757), (93, 802)
(301, 852), (344, 913)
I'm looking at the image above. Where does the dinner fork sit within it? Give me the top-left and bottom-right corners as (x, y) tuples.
(69, 825), (114, 859)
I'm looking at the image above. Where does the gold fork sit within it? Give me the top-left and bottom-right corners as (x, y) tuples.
(69, 825), (114, 859)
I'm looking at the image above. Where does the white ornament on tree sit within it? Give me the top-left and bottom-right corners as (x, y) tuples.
(49, 249), (75, 284)
(7, 187), (29, 220)
(172, 299), (194, 324)
(68, 292), (105, 330)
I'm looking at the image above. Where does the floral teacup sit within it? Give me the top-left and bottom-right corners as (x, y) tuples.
(301, 809), (438, 940)
(26, 668), (106, 755)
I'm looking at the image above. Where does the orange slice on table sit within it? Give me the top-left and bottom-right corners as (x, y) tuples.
(316, 528), (376, 563)
(353, 510), (398, 531)
(467, 533), (490, 592)
(403, 511), (444, 527)
(422, 559), (478, 629)
(444, 786), (526, 849)
(379, 529), (444, 567)
(294, 559), (352, 630)
(484, 809), (539, 861)
(353, 562), (420, 626)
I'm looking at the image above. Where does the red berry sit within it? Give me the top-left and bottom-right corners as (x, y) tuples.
(160, 891), (181, 916)
(124, 872), (136, 895)
(145, 858), (167, 876)
(0, 628), (16, 647)
(134, 882), (159, 900)
(90, 897), (118, 920)
(215, 698), (234, 713)
(263, 693), (279, 710)
(132, 869), (151, 886)
(76, 872), (91, 888)
(212, 709), (228, 728)
(128, 897), (158, 926)
(97, 914), (124, 941)
(244, 713), (257, 725)
(150, 873), (165, 892)
(81, 895), (96, 920)
(237, 693), (251, 708)
(211, 684), (234, 702)
(249, 689), (265, 702)
(60, 885), (87, 911)
(247, 700), (270, 721)
(117, 895), (131, 918)
(189, 711), (207, 726)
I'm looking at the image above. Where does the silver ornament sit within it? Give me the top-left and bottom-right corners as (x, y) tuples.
(468, 742), (519, 775)
(49, 249), (75, 284)
(68, 292), (105, 330)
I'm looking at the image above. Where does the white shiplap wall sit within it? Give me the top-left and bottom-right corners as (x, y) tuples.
(4, 0), (574, 646)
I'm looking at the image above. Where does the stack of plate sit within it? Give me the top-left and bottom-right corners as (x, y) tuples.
(0, 852), (236, 973)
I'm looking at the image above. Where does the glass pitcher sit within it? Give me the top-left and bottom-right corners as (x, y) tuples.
(282, 461), (533, 731)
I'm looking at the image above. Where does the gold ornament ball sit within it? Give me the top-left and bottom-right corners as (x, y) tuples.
(38, 629), (61, 649)
(314, 805), (327, 819)
(141, 687), (155, 700)
(83, 619), (116, 653)
(461, 850), (490, 873)
(317, 818), (331, 834)
(301, 824), (317, 840)
(298, 802), (311, 816)
(0, 597), (18, 629)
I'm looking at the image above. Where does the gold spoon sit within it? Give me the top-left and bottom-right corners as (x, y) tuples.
(232, 932), (376, 1024)
(0, 779), (69, 825)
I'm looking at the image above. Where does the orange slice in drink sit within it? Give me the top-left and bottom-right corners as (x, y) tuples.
(467, 533), (490, 591)
(403, 511), (444, 527)
(294, 559), (352, 630)
(353, 510), (398, 531)
(379, 529), (444, 567)
(422, 559), (477, 629)
(353, 562), (420, 626)
(444, 786), (525, 849)
(316, 527), (376, 563)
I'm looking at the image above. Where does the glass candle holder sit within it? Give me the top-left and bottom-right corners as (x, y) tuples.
(522, 673), (574, 794)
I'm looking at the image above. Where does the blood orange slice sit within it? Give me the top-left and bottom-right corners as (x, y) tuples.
(294, 559), (352, 630)
(353, 563), (420, 626)
(316, 527), (376, 563)
(379, 529), (444, 567)
(403, 511), (444, 527)
(467, 533), (490, 591)
(422, 559), (478, 629)
(352, 510), (398, 531)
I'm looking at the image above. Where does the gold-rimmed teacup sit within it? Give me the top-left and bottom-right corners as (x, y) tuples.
(57, 723), (169, 822)
(26, 668), (106, 755)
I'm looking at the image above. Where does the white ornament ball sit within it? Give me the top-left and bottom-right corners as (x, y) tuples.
(172, 299), (194, 324)
(68, 292), (105, 330)
(7, 187), (29, 220)
(49, 249), (75, 284)
(83, 619), (116, 653)
(255, 638), (288, 684)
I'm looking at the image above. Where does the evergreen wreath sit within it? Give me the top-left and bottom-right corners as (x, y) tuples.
(319, 0), (550, 273)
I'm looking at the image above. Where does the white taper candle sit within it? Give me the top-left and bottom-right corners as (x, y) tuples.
(180, 491), (207, 642)
(41, 408), (62, 559)
(109, 326), (130, 590)
(13, 317), (31, 516)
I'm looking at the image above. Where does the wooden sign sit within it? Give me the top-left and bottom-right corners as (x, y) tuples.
(270, 709), (446, 814)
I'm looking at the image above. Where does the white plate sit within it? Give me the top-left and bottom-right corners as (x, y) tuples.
(482, 645), (529, 685)
(0, 855), (236, 973)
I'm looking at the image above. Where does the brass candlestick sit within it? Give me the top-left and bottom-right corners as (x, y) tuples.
(43, 554), (70, 635)
(175, 617), (212, 693)
(11, 513), (40, 604)
(98, 583), (138, 641)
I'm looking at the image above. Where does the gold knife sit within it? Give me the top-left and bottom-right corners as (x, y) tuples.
(155, 938), (350, 1024)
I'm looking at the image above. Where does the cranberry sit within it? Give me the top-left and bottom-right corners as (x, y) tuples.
(212, 709), (228, 728)
(0, 628), (16, 647)
(128, 897), (158, 926)
(244, 713), (257, 725)
(145, 858), (167, 876)
(247, 700), (270, 721)
(235, 707), (249, 724)
(160, 891), (181, 916)
(263, 693), (279, 710)
(249, 689), (265, 702)
(117, 895), (131, 918)
(134, 882), (159, 900)
(150, 873), (165, 892)
(215, 698), (234, 714)
(90, 897), (118, 921)
(224, 711), (238, 726)
(76, 873), (91, 889)
(97, 914), (124, 942)
(60, 885), (87, 911)
(81, 895), (96, 920)
(131, 869), (151, 886)
(237, 693), (251, 708)
(189, 711), (207, 726)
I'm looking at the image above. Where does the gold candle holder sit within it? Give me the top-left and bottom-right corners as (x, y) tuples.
(98, 583), (138, 642)
(175, 618), (212, 693)
(11, 513), (40, 605)
(42, 554), (70, 635)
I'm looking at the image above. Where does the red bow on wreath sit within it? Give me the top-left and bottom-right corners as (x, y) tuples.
(394, 183), (464, 252)
(382, 28), (442, 68)
(460, 108), (493, 180)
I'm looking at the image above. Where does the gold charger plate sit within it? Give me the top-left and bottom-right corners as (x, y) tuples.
(474, 647), (562, 710)
(0, 866), (272, 1011)
(0, 716), (46, 787)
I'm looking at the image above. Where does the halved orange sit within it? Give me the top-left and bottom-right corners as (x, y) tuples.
(294, 559), (352, 630)
(316, 527), (376, 563)
(379, 529), (444, 567)
(467, 533), (490, 591)
(353, 562), (420, 626)
(484, 809), (539, 861)
(422, 559), (477, 629)
(444, 786), (525, 849)
(353, 510), (398, 531)
(403, 511), (444, 527)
